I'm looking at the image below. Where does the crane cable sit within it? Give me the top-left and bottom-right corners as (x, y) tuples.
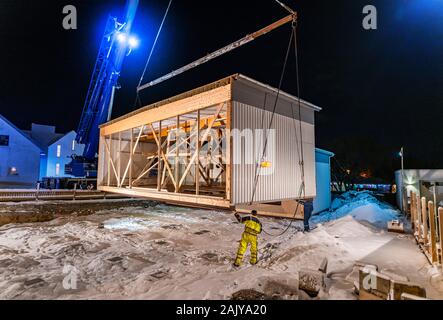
(249, 20), (306, 238)
(134, 0), (173, 107)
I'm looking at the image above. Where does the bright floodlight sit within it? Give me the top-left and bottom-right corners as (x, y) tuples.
(116, 32), (127, 43)
(128, 36), (139, 48)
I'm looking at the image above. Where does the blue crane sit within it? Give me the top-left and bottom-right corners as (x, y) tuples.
(67, 0), (139, 177)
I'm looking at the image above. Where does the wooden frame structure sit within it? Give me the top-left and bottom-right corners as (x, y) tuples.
(98, 74), (321, 213)
(99, 79), (233, 208)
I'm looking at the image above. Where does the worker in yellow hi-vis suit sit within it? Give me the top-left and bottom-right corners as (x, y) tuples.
(234, 210), (262, 267)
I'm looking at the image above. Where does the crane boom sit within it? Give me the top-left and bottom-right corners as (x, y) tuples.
(67, 0), (139, 178)
(77, 0), (139, 160)
(137, 13), (296, 92)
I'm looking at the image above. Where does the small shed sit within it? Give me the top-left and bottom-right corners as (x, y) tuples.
(314, 148), (334, 214)
(97, 74), (321, 215)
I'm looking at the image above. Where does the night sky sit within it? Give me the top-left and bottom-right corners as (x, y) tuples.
(0, 0), (442, 181)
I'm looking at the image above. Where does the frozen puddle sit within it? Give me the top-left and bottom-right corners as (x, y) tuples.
(104, 217), (163, 231)
(102, 205), (228, 232)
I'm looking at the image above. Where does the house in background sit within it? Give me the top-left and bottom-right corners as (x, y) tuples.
(24, 124), (63, 180)
(24, 124), (84, 179)
(0, 115), (41, 187)
(0, 114), (85, 188)
(314, 148), (335, 214)
(44, 131), (84, 178)
(395, 169), (443, 211)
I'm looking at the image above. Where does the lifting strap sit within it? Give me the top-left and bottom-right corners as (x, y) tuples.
(250, 21), (307, 238)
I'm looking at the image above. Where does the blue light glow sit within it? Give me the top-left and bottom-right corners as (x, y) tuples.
(128, 36), (139, 48)
(116, 32), (127, 43)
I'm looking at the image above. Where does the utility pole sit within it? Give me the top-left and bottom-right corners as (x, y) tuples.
(399, 147), (406, 212)
(400, 147), (404, 176)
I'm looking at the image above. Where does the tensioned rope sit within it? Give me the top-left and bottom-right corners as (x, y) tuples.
(250, 21), (306, 238)
(134, 0), (173, 108)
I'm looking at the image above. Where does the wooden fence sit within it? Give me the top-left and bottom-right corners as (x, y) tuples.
(409, 191), (443, 265)
(0, 189), (124, 202)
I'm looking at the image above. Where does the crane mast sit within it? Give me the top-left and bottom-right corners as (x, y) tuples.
(69, 0), (139, 177)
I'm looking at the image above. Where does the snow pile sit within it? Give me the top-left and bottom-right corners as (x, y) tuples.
(311, 191), (400, 228)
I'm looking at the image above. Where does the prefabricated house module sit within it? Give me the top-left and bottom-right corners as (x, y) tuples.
(97, 74), (321, 217)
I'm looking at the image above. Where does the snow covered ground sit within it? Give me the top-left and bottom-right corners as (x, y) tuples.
(0, 193), (442, 300)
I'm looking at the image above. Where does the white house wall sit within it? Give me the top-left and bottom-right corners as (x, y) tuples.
(232, 102), (316, 205)
(0, 117), (40, 186)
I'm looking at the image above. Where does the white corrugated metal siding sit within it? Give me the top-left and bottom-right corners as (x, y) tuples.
(232, 102), (316, 205)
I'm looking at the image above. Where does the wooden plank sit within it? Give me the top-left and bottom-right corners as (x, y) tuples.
(97, 135), (105, 187)
(101, 85), (232, 136)
(198, 163), (211, 186)
(391, 280), (426, 301)
(388, 220), (405, 234)
(133, 162), (158, 185)
(137, 14), (296, 91)
(149, 123), (177, 190)
(107, 135), (111, 186)
(178, 103), (225, 188)
(118, 132), (122, 183)
(439, 207), (443, 264)
(401, 293), (429, 300)
(103, 137), (119, 184)
(236, 201), (304, 220)
(417, 195), (422, 240)
(175, 115), (180, 193)
(161, 133), (170, 186)
(129, 128), (134, 189)
(134, 139), (167, 185)
(226, 101), (232, 202)
(422, 197), (429, 247)
(428, 201), (438, 263)
(98, 186), (231, 208)
(196, 110), (200, 195)
(120, 125), (144, 188)
(358, 269), (391, 300)
(410, 192), (416, 230)
(141, 118), (225, 141)
(157, 121), (162, 191)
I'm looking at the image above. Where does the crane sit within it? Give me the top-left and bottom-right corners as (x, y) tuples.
(137, 0), (296, 92)
(66, 0), (139, 178)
